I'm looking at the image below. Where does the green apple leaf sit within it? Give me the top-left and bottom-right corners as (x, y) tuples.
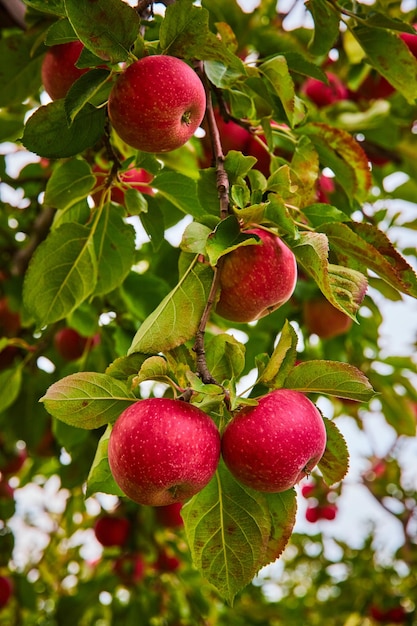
(0, 32), (44, 107)
(224, 150), (257, 182)
(139, 197), (165, 251)
(128, 257), (214, 355)
(22, 101), (106, 159)
(105, 353), (149, 381)
(133, 356), (173, 387)
(300, 123), (371, 203)
(318, 417), (350, 486)
(64, 68), (111, 124)
(257, 320), (298, 387)
(44, 17), (77, 45)
(0, 366), (22, 414)
(259, 55), (306, 128)
(41, 373), (137, 429)
(92, 206), (136, 296)
(264, 489), (297, 563)
(24, 0), (65, 15)
(293, 231), (368, 319)
(303, 203), (350, 227)
(151, 172), (205, 219)
(180, 222), (212, 255)
(23, 223), (97, 327)
(64, 0), (140, 62)
(205, 334), (246, 382)
(320, 222), (417, 298)
(305, 0), (340, 56)
(284, 360), (375, 402)
(44, 159), (95, 211)
(182, 460), (272, 605)
(86, 425), (125, 497)
(352, 25), (417, 104)
(205, 215), (260, 266)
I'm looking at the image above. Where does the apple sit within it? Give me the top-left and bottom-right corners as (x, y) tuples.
(92, 163), (154, 206)
(54, 327), (99, 361)
(0, 479), (14, 500)
(41, 41), (89, 101)
(113, 553), (145, 585)
(221, 389), (327, 493)
(303, 296), (353, 339)
(302, 72), (348, 107)
(401, 27), (417, 57)
(0, 298), (20, 337)
(0, 444), (27, 476)
(108, 398), (221, 506)
(320, 504), (338, 520)
(301, 483), (317, 498)
(108, 55), (206, 153)
(215, 228), (297, 323)
(316, 173), (335, 203)
(94, 515), (131, 547)
(155, 502), (184, 528)
(305, 505), (320, 523)
(154, 548), (181, 573)
(0, 575), (13, 609)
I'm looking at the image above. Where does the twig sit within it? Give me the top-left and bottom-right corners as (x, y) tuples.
(11, 206), (55, 276)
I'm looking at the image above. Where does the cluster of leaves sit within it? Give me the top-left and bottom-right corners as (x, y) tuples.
(1, 0), (417, 622)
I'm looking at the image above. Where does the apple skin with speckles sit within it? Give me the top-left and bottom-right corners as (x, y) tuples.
(221, 389), (326, 493)
(108, 398), (221, 506)
(108, 55), (206, 153)
(215, 229), (297, 323)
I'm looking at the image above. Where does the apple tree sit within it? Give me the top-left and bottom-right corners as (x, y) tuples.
(1, 0), (417, 623)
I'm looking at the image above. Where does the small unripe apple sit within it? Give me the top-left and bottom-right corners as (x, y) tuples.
(0, 575), (13, 609)
(215, 228), (297, 323)
(108, 398), (221, 506)
(41, 41), (89, 100)
(94, 515), (131, 547)
(302, 72), (348, 107)
(221, 389), (326, 493)
(108, 55), (206, 153)
(303, 297), (353, 339)
(92, 163), (154, 206)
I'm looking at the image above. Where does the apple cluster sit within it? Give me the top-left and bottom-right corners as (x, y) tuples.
(301, 479), (339, 523)
(108, 388), (327, 507)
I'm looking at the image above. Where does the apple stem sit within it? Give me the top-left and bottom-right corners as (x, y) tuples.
(193, 264), (222, 386)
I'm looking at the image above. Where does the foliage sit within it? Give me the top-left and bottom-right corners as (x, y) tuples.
(1, 0), (417, 623)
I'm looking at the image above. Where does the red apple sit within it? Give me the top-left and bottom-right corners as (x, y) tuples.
(303, 297), (353, 339)
(221, 389), (326, 493)
(320, 504), (338, 520)
(305, 505), (320, 523)
(113, 553), (145, 585)
(108, 398), (221, 506)
(0, 445), (27, 476)
(94, 515), (131, 548)
(154, 548), (181, 573)
(155, 502), (184, 528)
(302, 72), (348, 107)
(54, 327), (99, 361)
(0, 575), (13, 609)
(215, 228), (297, 323)
(92, 163), (154, 206)
(316, 173), (335, 203)
(0, 298), (20, 337)
(0, 479), (14, 500)
(108, 55), (206, 153)
(41, 41), (89, 101)
(401, 28), (417, 57)
(301, 483), (316, 498)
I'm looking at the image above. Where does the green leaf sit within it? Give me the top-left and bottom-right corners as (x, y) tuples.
(44, 18), (77, 45)
(0, 366), (22, 414)
(128, 257), (214, 354)
(182, 460), (272, 604)
(305, 0), (341, 56)
(64, 69), (111, 124)
(352, 25), (417, 104)
(264, 489), (297, 563)
(318, 417), (350, 486)
(133, 356), (172, 386)
(23, 223), (97, 326)
(64, 0), (140, 62)
(257, 320), (298, 387)
(24, 0), (65, 16)
(303, 203), (349, 228)
(151, 171), (205, 219)
(206, 215), (260, 266)
(92, 206), (136, 296)
(22, 101), (106, 159)
(0, 32), (44, 107)
(293, 231), (368, 319)
(259, 55), (306, 127)
(284, 360), (375, 402)
(180, 222), (212, 255)
(86, 425), (125, 497)
(44, 159), (95, 211)
(205, 334), (246, 382)
(321, 222), (417, 298)
(105, 352), (149, 380)
(41, 373), (136, 429)
(139, 197), (165, 251)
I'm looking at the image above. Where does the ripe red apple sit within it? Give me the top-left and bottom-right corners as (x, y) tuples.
(113, 553), (145, 585)
(305, 505), (321, 523)
(94, 515), (131, 547)
(154, 548), (181, 573)
(108, 55), (206, 153)
(92, 163), (154, 206)
(401, 27), (417, 57)
(155, 502), (184, 528)
(0, 575), (13, 609)
(320, 504), (338, 520)
(303, 296), (353, 339)
(302, 72), (348, 107)
(301, 483), (317, 498)
(108, 398), (221, 506)
(54, 327), (99, 361)
(316, 173), (336, 203)
(215, 228), (297, 323)
(41, 41), (89, 101)
(221, 389), (327, 493)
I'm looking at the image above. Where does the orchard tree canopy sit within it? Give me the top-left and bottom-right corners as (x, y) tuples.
(1, 0), (417, 624)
